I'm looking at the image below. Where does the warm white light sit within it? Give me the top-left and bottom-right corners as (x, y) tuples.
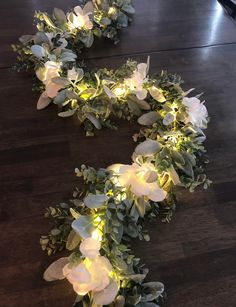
(92, 229), (102, 241)
(113, 86), (126, 97)
(108, 7), (116, 15)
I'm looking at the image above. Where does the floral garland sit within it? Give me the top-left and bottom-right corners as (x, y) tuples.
(14, 1), (211, 307)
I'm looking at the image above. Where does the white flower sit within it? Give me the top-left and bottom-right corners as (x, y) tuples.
(63, 256), (112, 295)
(43, 237), (119, 305)
(36, 61), (63, 109)
(79, 237), (101, 259)
(182, 97), (208, 129)
(108, 163), (166, 202)
(125, 58), (149, 100)
(67, 2), (94, 30)
(36, 61), (62, 97)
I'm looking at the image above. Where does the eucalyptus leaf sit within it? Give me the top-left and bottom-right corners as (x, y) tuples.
(66, 229), (81, 250)
(53, 89), (68, 105)
(43, 14), (56, 28)
(34, 32), (49, 44)
(83, 194), (108, 209)
(129, 95), (150, 110)
(80, 88), (97, 99)
(58, 108), (77, 117)
(53, 8), (67, 24)
(142, 281), (164, 296)
(149, 86), (166, 102)
(138, 111), (159, 126)
(31, 45), (46, 59)
(163, 113), (174, 126)
(117, 12), (128, 27)
(80, 32), (94, 48)
(19, 34), (34, 44)
(86, 113), (102, 129)
(128, 100), (142, 116)
(72, 215), (95, 239)
(52, 77), (70, 86)
(104, 85), (116, 99)
(122, 4), (135, 14)
(100, 17), (111, 26)
(61, 51), (77, 62)
(171, 149), (185, 165)
(135, 139), (161, 156)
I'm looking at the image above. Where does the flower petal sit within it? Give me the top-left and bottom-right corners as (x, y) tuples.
(93, 279), (119, 305)
(63, 262), (91, 285)
(83, 1), (94, 14)
(147, 183), (167, 202)
(37, 91), (52, 110)
(80, 237), (101, 259)
(46, 82), (63, 98)
(43, 257), (68, 281)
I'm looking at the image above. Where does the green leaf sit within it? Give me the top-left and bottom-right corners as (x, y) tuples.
(80, 32), (94, 48)
(138, 111), (159, 126)
(135, 197), (147, 217)
(43, 14), (56, 28)
(83, 194), (108, 209)
(100, 17), (111, 26)
(128, 100), (142, 116)
(66, 229), (81, 251)
(171, 149), (185, 165)
(53, 8), (67, 24)
(52, 77), (70, 86)
(117, 12), (128, 27)
(122, 4), (135, 14)
(58, 108), (77, 117)
(134, 139), (161, 156)
(61, 51), (77, 62)
(128, 95), (150, 110)
(19, 34), (34, 44)
(72, 215), (95, 239)
(31, 45), (46, 59)
(34, 32), (49, 44)
(53, 89), (68, 105)
(85, 113), (102, 130)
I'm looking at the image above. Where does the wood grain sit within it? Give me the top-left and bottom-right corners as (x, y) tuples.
(2, 0), (236, 67)
(0, 1), (236, 307)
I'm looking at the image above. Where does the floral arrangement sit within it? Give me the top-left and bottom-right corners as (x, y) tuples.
(13, 1), (211, 306)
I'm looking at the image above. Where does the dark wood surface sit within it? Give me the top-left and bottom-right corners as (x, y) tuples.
(1, 1), (236, 306)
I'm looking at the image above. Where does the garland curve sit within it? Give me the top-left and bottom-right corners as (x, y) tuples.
(13, 1), (211, 306)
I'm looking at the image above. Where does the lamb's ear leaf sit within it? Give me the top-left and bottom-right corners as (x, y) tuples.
(84, 194), (109, 209)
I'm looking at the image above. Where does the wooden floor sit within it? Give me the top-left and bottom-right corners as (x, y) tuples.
(1, 0), (236, 306)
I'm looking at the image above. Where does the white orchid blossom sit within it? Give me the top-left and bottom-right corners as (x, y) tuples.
(124, 58), (150, 100)
(67, 2), (94, 30)
(43, 237), (118, 305)
(36, 61), (63, 109)
(108, 162), (166, 202)
(182, 96), (208, 129)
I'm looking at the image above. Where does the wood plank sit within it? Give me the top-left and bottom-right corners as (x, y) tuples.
(2, 0), (236, 67)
